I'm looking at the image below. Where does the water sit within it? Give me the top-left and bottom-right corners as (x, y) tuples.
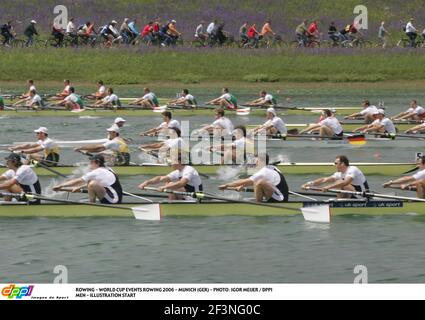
(1, 87), (425, 283)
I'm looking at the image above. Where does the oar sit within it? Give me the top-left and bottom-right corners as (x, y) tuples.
(144, 187), (331, 223)
(0, 191), (160, 221)
(30, 159), (68, 178)
(306, 187), (425, 203)
(226, 186), (319, 202)
(386, 185), (417, 191)
(58, 188), (170, 199)
(403, 166), (419, 175)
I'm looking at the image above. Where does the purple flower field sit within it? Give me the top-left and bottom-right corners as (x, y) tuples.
(1, 0), (425, 39)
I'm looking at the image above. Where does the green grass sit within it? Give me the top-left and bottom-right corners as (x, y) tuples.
(1, 48), (425, 84)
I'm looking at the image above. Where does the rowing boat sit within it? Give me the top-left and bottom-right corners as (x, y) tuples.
(0, 199), (420, 218)
(0, 106), (362, 117)
(1, 162), (415, 177)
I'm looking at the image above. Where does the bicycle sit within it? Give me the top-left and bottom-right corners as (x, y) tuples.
(397, 35), (425, 48)
(289, 35), (320, 48)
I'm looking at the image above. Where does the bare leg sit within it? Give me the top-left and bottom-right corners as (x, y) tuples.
(416, 180), (425, 198)
(87, 181), (106, 203)
(319, 126), (334, 138)
(254, 180), (275, 202)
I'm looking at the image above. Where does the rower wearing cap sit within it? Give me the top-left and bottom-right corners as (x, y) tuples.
(13, 89), (44, 110)
(299, 109), (343, 138)
(383, 156), (425, 198)
(198, 108), (234, 137)
(85, 81), (107, 101)
(353, 109), (396, 135)
(168, 89), (198, 107)
(250, 108), (287, 136)
(53, 87), (84, 110)
(139, 128), (189, 164)
(114, 117), (126, 129)
(245, 90), (278, 107)
(206, 88), (238, 110)
(141, 111), (181, 136)
(129, 88), (160, 109)
(53, 154), (123, 204)
(344, 100), (378, 124)
(301, 155), (369, 198)
(211, 125), (254, 164)
(8, 127), (60, 165)
(74, 126), (130, 166)
(218, 154), (289, 203)
(0, 153), (41, 204)
(138, 156), (203, 200)
(93, 88), (121, 109)
(392, 100), (425, 121)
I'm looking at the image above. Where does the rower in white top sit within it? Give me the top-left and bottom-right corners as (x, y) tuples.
(18, 79), (36, 99)
(302, 155), (370, 198)
(0, 153), (42, 204)
(353, 109), (396, 135)
(344, 100), (378, 124)
(53, 87), (84, 110)
(138, 156), (203, 200)
(141, 111), (181, 137)
(53, 79), (71, 100)
(129, 88), (160, 108)
(53, 154), (123, 204)
(299, 109), (343, 138)
(392, 100), (425, 121)
(219, 154), (289, 203)
(168, 89), (198, 107)
(244, 90), (278, 107)
(382, 156), (425, 198)
(197, 108), (234, 137)
(13, 89), (44, 110)
(8, 127), (60, 165)
(250, 108), (287, 136)
(92, 88), (121, 109)
(85, 80), (107, 100)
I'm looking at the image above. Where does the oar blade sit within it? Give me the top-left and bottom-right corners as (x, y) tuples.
(236, 108), (251, 116)
(301, 205), (331, 223)
(132, 204), (161, 221)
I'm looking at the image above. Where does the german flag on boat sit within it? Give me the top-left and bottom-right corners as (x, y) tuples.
(347, 134), (366, 145)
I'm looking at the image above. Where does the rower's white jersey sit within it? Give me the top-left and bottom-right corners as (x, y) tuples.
(29, 85), (36, 92)
(319, 116), (343, 134)
(413, 169), (425, 181)
(332, 166), (367, 187)
(407, 106), (425, 115)
(98, 86), (106, 95)
(142, 92), (156, 101)
(65, 93), (79, 103)
(37, 138), (57, 150)
(82, 167), (117, 187)
(103, 137), (122, 151)
(264, 94), (275, 103)
(184, 94), (195, 103)
(158, 119), (181, 130)
(263, 117), (287, 134)
(28, 94), (42, 105)
(360, 105), (378, 116)
(104, 94), (119, 104)
(2, 165), (38, 186)
(372, 118), (396, 134)
(164, 137), (188, 152)
(167, 166), (203, 191)
(249, 165), (284, 201)
(212, 117), (234, 135)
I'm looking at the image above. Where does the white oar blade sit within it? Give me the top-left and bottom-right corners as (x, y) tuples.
(236, 108), (251, 116)
(301, 205), (331, 223)
(132, 204), (161, 221)
(71, 109), (85, 113)
(153, 105), (167, 113)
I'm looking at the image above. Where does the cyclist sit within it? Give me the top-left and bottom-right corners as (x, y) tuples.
(195, 21), (207, 44)
(102, 20), (121, 46)
(307, 20), (320, 40)
(328, 22), (339, 44)
(51, 20), (64, 47)
(260, 20), (276, 42)
(158, 21), (173, 46)
(66, 17), (78, 45)
(247, 23), (260, 47)
(167, 20), (181, 45)
(1, 21), (14, 46)
(24, 20), (38, 47)
(295, 20), (308, 46)
(239, 21), (249, 45)
(128, 19), (140, 42)
(141, 22), (154, 44)
(120, 18), (133, 44)
(78, 22), (96, 44)
(405, 18), (417, 48)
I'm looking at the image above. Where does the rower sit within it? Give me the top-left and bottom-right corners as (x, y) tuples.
(114, 117), (126, 129)
(54, 79), (71, 99)
(344, 100), (378, 124)
(141, 111), (181, 136)
(0, 153), (41, 204)
(139, 128), (189, 164)
(92, 88), (121, 109)
(8, 127), (60, 165)
(301, 155), (369, 198)
(20, 79), (36, 99)
(53, 87), (84, 110)
(85, 80), (107, 100)
(53, 154), (123, 204)
(138, 156), (203, 200)
(218, 154), (289, 203)
(0, 94), (4, 110)
(353, 109), (396, 135)
(250, 107), (287, 136)
(211, 125), (253, 164)
(168, 89), (198, 107)
(13, 89), (44, 110)
(299, 109), (343, 139)
(245, 90), (277, 107)
(206, 88), (238, 110)
(198, 108), (234, 137)
(392, 100), (425, 121)
(383, 156), (425, 198)
(129, 88), (160, 108)
(74, 126), (130, 166)
(405, 122), (425, 134)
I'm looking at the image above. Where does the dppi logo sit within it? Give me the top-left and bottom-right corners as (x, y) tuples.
(1, 284), (34, 299)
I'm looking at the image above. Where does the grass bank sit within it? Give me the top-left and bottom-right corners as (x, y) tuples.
(1, 48), (425, 84)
